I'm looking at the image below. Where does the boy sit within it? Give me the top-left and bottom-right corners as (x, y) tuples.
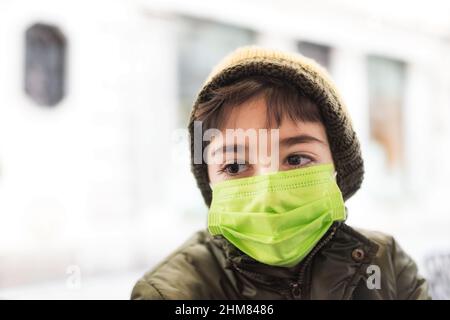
(131, 46), (429, 299)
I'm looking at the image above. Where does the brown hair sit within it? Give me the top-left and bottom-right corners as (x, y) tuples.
(193, 75), (324, 131)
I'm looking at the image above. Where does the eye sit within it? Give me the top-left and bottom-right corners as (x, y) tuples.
(285, 154), (314, 168)
(221, 163), (248, 176)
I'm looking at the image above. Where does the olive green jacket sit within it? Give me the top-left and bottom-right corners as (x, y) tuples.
(131, 223), (430, 300)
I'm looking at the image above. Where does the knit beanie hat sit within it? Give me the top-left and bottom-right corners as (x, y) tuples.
(188, 45), (364, 207)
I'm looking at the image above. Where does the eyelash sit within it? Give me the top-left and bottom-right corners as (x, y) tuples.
(284, 154), (315, 168)
(217, 162), (248, 176)
(217, 154), (316, 177)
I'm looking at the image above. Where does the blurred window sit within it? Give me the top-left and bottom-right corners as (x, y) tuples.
(24, 23), (66, 106)
(176, 17), (256, 125)
(367, 56), (406, 169)
(297, 41), (331, 69)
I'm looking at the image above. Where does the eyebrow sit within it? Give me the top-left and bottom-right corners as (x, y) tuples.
(211, 144), (248, 157)
(211, 134), (326, 156)
(210, 133), (327, 157)
(280, 134), (326, 147)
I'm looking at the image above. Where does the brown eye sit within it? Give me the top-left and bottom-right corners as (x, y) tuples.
(286, 154), (312, 167)
(224, 163), (247, 175)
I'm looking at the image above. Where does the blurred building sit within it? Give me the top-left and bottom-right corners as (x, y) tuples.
(0, 0), (449, 299)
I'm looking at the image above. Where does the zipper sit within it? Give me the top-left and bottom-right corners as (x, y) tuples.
(290, 282), (302, 299)
(229, 223), (340, 299)
(289, 224), (338, 299)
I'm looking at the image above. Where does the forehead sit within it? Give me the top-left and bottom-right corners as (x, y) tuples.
(220, 95), (327, 139)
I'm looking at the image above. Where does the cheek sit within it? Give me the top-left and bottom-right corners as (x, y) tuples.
(207, 165), (221, 185)
(303, 144), (333, 164)
(319, 147), (334, 164)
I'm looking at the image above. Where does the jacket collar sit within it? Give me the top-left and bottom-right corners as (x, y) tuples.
(208, 222), (379, 299)
(308, 223), (380, 299)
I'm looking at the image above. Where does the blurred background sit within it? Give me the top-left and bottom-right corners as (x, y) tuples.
(0, 0), (449, 299)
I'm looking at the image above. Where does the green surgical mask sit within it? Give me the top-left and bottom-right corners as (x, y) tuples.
(208, 163), (346, 267)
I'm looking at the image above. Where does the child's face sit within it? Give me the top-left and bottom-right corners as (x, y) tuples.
(207, 95), (334, 185)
